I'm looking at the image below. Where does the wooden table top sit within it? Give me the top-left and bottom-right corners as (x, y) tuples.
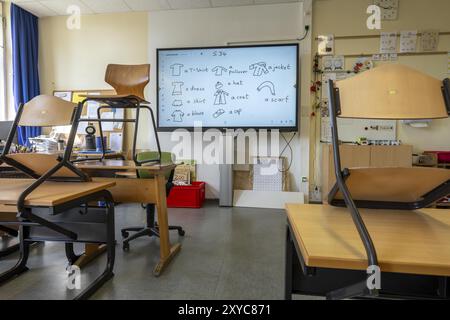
(286, 204), (450, 277)
(75, 160), (176, 172)
(0, 179), (115, 207)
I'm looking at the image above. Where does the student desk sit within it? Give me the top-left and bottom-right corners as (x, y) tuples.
(0, 179), (115, 209)
(285, 204), (450, 299)
(75, 160), (180, 276)
(0, 179), (116, 299)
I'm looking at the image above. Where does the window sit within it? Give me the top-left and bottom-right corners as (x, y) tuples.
(0, 1), (6, 121)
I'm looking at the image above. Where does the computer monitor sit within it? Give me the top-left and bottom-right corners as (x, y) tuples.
(0, 121), (17, 144)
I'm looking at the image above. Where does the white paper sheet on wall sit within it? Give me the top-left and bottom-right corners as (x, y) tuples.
(101, 112), (114, 131)
(321, 117), (332, 142)
(87, 101), (100, 119)
(421, 30), (439, 52)
(109, 132), (123, 152)
(380, 32), (397, 54)
(54, 91), (72, 102)
(321, 73), (337, 101)
(318, 35), (334, 56)
(113, 108), (124, 130)
(77, 116), (89, 134)
(400, 31), (417, 53)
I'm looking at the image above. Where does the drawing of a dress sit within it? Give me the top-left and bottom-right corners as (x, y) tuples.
(214, 82), (229, 105)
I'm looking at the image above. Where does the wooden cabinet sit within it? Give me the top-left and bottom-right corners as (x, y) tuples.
(321, 144), (412, 202)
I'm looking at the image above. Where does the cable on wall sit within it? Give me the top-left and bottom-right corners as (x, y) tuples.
(226, 25), (310, 46)
(279, 132), (296, 173)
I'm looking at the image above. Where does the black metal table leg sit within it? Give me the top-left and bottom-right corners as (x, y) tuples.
(0, 226), (30, 284)
(74, 192), (115, 300)
(285, 225), (293, 300)
(65, 243), (82, 265)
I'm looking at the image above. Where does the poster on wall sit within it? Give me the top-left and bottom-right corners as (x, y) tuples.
(380, 32), (398, 54)
(400, 30), (418, 53)
(421, 30), (439, 52)
(318, 35), (335, 56)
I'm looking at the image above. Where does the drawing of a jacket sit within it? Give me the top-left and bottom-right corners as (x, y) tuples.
(250, 62), (269, 76)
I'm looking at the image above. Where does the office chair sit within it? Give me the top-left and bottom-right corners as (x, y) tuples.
(121, 151), (185, 251)
(326, 64), (450, 300)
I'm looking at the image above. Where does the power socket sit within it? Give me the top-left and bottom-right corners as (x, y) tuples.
(310, 186), (322, 203)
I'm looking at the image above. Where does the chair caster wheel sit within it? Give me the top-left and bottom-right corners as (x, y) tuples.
(121, 231), (129, 238)
(123, 242), (130, 251)
(178, 230), (185, 236)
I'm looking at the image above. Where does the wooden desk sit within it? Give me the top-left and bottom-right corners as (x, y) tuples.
(0, 178), (116, 300)
(73, 151), (125, 160)
(76, 160), (174, 171)
(75, 160), (180, 276)
(285, 204), (450, 299)
(0, 179), (115, 208)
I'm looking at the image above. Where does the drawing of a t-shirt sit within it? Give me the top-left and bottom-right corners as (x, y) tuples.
(170, 64), (184, 76)
(212, 66), (227, 76)
(171, 110), (184, 122)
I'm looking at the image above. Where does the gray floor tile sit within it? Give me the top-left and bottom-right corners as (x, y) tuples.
(0, 201), (307, 300)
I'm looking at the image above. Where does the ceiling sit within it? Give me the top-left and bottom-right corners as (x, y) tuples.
(11, 0), (302, 17)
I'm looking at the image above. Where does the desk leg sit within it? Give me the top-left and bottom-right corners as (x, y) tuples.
(285, 225), (293, 300)
(153, 173), (181, 276)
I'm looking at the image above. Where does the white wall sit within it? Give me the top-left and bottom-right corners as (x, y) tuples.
(145, 2), (312, 199)
(39, 12), (149, 93)
(38, 12), (149, 149)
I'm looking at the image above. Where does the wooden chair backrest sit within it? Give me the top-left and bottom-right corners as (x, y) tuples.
(336, 167), (450, 203)
(335, 64), (449, 120)
(105, 64), (150, 101)
(19, 95), (77, 127)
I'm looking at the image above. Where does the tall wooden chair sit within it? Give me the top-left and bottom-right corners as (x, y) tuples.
(0, 95), (116, 300)
(78, 64), (161, 164)
(326, 64), (450, 299)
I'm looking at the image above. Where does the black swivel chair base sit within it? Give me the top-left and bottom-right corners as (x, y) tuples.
(121, 204), (185, 251)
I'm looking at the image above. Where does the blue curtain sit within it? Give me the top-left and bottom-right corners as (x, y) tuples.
(11, 3), (41, 146)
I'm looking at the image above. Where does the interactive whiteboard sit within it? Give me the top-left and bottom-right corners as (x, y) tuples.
(157, 44), (299, 131)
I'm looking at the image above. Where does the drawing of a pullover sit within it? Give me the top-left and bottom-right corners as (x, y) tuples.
(212, 66), (227, 76)
(250, 62), (269, 76)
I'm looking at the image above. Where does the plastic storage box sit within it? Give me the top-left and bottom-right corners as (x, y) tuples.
(167, 181), (206, 208)
(425, 151), (450, 163)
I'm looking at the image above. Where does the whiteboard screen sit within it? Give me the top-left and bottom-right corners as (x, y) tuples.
(157, 44), (299, 131)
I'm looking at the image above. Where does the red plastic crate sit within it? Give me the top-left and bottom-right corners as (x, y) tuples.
(425, 151), (450, 163)
(167, 181), (206, 208)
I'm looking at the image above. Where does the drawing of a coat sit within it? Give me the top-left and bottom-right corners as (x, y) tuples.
(214, 89), (229, 105)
